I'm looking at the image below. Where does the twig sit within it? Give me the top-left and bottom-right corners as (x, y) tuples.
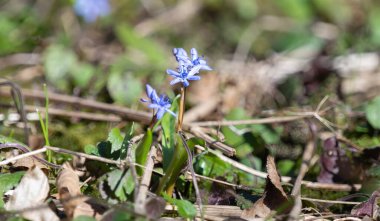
(195, 145), (270, 180)
(44, 146), (123, 167)
(178, 132), (204, 220)
(0, 147), (47, 166)
(288, 122), (317, 220)
(300, 197), (360, 205)
(194, 144), (362, 191)
(190, 127), (235, 156)
(188, 115), (307, 127)
(135, 146), (156, 215)
(0, 88), (151, 124)
(165, 205), (243, 218)
(0, 79), (29, 144)
(0, 143), (60, 168)
(26, 105), (121, 122)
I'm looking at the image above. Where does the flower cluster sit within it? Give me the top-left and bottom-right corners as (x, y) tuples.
(74, 0), (111, 23)
(141, 84), (176, 120)
(167, 48), (212, 87)
(141, 48), (211, 120)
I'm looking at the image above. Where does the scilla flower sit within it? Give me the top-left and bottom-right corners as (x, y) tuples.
(140, 84), (176, 119)
(74, 0), (111, 23)
(167, 48), (212, 87)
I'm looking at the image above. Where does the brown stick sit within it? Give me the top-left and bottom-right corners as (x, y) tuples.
(177, 86), (186, 132)
(288, 122), (317, 220)
(135, 146), (156, 215)
(0, 89), (151, 124)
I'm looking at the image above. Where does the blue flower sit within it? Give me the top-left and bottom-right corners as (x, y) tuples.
(74, 0), (111, 23)
(167, 48), (212, 87)
(140, 84), (176, 119)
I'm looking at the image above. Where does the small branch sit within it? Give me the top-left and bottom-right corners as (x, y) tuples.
(0, 147), (47, 166)
(44, 146), (123, 167)
(188, 115), (307, 127)
(135, 146), (156, 215)
(288, 122), (317, 220)
(0, 89), (151, 124)
(300, 197), (360, 205)
(0, 143), (60, 168)
(178, 132), (203, 219)
(189, 127), (235, 156)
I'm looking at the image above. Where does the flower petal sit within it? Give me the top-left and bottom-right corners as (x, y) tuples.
(183, 79), (190, 87)
(145, 84), (154, 98)
(201, 64), (212, 71)
(166, 69), (181, 77)
(165, 109), (177, 117)
(188, 75), (201, 81)
(156, 108), (165, 119)
(188, 65), (202, 77)
(191, 48), (198, 61)
(170, 78), (182, 85)
(148, 103), (160, 109)
(140, 98), (149, 103)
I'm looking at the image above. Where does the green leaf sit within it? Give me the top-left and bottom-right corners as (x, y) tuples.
(365, 96), (380, 129)
(84, 144), (99, 156)
(135, 129), (153, 176)
(106, 169), (135, 201)
(115, 24), (166, 67)
(161, 96), (179, 171)
(43, 44), (77, 91)
(70, 62), (96, 88)
(108, 128), (124, 153)
(0, 135), (24, 145)
(162, 193), (196, 219)
(107, 72), (143, 106)
(72, 216), (96, 221)
(0, 172), (25, 207)
(367, 165), (380, 177)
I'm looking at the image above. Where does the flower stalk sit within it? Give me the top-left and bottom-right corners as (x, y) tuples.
(177, 86), (186, 132)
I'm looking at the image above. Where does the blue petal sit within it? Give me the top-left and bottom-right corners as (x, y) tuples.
(191, 48), (198, 61)
(156, 109), (165, 119)
(140, 98), (149, 103)
(188, 65), (202, 77)
(201, 64), (212, 71)
(148, 103), (160, 109)
(165, 109), (177, 117)
(146, 84), (154, 98)
(183, 80), (190, 87)
(170, 78), (182, 85)
(188, 75), (201, 81)
(167, 69), (181, 77)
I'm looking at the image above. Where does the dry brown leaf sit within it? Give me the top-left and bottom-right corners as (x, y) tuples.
(57, 162), (83, 218)
(73, 198), (108, 220)
(241, 156), (292, 220)
(12, 154), (49, 172)
(5, 166), (59, 221)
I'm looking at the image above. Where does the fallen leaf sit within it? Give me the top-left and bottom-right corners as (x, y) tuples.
(351, 190), (380, 219)
(57, 162), (83, 218)
(5, 166), (59, 221)
(318, 137), (366, 183)
(207, 177), (236, 205)
(73, 198), (108, 220)
(11, 154), (49, 172)
(144, 196), (166, 220)
(241, 156), (292, 220)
